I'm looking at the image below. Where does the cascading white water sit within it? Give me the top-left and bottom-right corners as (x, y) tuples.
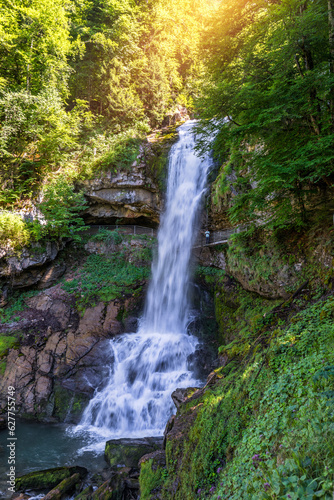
(75, 121), (212, 440)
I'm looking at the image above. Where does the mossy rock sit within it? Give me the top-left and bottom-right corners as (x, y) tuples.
(139, 457), (166, 500)
(105, 437), (163, 468)
(53, 384), (89, 422)
(15, 466), (87, 491)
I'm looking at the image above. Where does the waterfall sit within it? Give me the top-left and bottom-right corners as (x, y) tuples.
(75, 121), (212, 439)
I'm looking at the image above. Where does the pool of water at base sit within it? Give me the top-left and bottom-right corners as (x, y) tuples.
(0, 420), (108, 499)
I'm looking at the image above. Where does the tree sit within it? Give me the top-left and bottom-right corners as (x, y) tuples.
(197, 0), (334, 229)
(0, 0), (75, 96)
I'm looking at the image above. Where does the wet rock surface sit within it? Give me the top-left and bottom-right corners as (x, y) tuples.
(15, 466), (88, 492)
(105, 437), (164, 468)
(171, 387), (201, 410)
(13, 464), (141, 500)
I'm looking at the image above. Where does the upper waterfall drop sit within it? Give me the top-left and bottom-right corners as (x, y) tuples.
(142, 120), (212, 334)
(75, 120), (213, 439)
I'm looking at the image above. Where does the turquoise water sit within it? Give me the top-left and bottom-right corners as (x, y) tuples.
(0, 420), (106, 499)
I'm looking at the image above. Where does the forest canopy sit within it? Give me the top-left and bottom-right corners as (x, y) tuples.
(0, 0), (211, 210)
(1, 0), (334, 233)
(196, 0), (334, 230)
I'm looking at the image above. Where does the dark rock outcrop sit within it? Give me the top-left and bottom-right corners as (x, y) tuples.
(105, 437), (163, 468)
(0, 285), (141, 422)
(79, 146), (162, 226)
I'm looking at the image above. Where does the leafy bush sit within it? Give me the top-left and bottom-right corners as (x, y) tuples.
(0, 89), (87, 207)
(92, 228), (123, 245)
(0, 211), (30, 248)
(39, 176), (87, 240)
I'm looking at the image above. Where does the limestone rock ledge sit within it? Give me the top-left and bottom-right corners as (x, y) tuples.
(79, 144), (162, 226)
(0, 241), (66, 304)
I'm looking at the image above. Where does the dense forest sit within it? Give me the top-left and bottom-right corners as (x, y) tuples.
(0, 0), (210, 245)
(1, 0), (334, 499)
(1, 0), (334, 240)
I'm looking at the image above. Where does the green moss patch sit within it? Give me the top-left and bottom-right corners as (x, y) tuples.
(15, 466), (87, 491)
(140, 459), (168, 500)
(53, 385), (89, 422)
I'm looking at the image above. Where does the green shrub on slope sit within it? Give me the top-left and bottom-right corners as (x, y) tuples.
(158, 297), (334, 500)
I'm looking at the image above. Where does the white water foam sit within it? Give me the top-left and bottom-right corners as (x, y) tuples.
(74, 121), (212, 443)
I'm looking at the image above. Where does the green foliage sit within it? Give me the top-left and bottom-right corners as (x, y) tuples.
(91, 228), (123, 245)
(0, 89), (92, 207)
(0, 211), (30, 248)
(68, 0), (208, 127)
(61, 252), (150, 307)
(159, 294), (334, 500)
(197, 0), (334, 230)
(196, 265), (225, 281)
(0, 175), (87, 249)
(80, 133), (143, 178)
(0, 0), (75, 96)
(140, 459), (166, 500)
(0, 0), (208, 231)
(38, 176), (87, 240)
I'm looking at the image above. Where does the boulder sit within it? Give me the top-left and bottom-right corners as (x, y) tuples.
(42, 472), (81, 500)
(105, 437), (163, 468)
(171, 387), (201, 410)
(139, 449), (166, 468)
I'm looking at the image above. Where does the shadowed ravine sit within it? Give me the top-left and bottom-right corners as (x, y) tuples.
(74, 120), (213, 442)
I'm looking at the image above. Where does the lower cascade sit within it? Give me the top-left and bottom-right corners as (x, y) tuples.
(76, 120), (212, 439)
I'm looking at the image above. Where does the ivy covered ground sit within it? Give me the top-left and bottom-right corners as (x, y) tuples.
(140, 267), (334, 500)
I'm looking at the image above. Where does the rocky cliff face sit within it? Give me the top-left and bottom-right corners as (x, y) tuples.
(0, 125), (179, 301)
(79, 145), (162, 226)
(0, 241), (67, 307)
(0, 231), (155, 422)
(0, 280), (143, 422)
(78, 122), (181, 227)
(195, 228), (333, 300)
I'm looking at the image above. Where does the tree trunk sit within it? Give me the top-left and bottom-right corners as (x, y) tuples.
(42, 473), (81, 500)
